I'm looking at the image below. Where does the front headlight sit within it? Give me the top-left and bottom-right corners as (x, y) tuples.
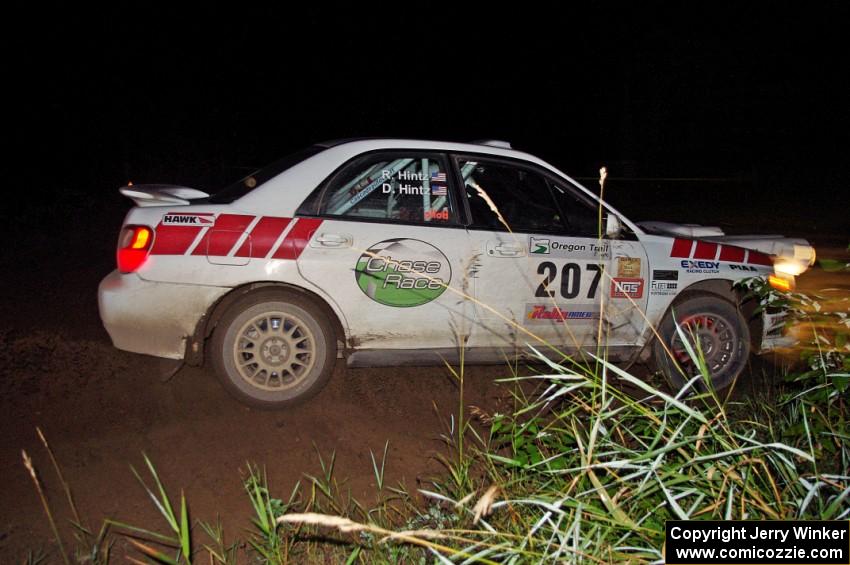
(794, 244), (816, 266)
(773, 259), (807, 277)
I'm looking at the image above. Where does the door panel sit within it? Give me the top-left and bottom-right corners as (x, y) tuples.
(297, 221), (475, 350)
(455, 155), (649, 354)
(295, 151), (476, 352)
(469, 233), (649, 351)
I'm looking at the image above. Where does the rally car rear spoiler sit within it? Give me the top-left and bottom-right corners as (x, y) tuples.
(119, 184), (210, 207)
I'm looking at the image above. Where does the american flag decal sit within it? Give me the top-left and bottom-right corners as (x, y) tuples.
(430, 171), (447, 183)
(431, 185), (447, 196)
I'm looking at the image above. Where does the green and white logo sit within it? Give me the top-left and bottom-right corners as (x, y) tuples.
(530, 237), (550, 254)
(355, 239), (451, 307)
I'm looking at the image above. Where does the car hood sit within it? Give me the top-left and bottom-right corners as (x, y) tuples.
(638, 221), (816, 274)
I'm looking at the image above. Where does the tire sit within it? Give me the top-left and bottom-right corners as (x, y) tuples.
(652, 294), (750, 392)
(211, 291), (336, 409)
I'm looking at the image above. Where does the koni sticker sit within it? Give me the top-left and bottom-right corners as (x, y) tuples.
(355, 239), (451, 307)
(617, 257), (641, 277)
(162, 212), (214, 226)
(610, 278), (644, 299)
(528, 237), (609, 258)
(525, 304), (599, 324)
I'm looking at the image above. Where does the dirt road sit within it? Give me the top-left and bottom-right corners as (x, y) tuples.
(0, 327), (516, 560)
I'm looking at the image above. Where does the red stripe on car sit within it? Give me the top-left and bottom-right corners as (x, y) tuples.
(191, 214), (256, 256)
(718, 245), (746, 262)
(670, 238), (694, 258)
(747, 250), (773, 266)
(693, 241), (718, 260)
(150, 225), (203, 255)
(234, 217), (292, 258)
(271, 218), (324, 260)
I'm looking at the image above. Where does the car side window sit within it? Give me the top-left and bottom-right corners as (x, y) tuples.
(313, 152), (456, 224)
(457, 157), (563, 233)
(548, 181), (601, 238)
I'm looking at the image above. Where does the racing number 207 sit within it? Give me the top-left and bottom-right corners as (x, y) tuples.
(535, 262), (603, 299)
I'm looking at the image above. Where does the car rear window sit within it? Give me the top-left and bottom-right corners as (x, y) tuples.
(208, 145), (325, 204)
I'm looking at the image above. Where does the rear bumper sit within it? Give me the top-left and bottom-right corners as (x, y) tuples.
(98, 270), (229, 359)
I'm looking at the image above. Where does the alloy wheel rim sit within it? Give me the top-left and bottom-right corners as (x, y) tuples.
(670, 313), (737, 377)
(232, 311), (316, 391)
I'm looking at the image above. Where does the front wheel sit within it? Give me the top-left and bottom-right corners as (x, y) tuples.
(211, 291), (336, 409)
(652, 295), (750, 392)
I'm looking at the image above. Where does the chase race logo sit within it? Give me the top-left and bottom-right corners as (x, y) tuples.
(355, 239), (451, 307)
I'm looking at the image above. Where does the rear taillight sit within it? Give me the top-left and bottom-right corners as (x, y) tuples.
(117, 225), (153, 273)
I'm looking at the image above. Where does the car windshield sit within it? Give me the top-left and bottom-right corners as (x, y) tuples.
(208, 145), (325, 203)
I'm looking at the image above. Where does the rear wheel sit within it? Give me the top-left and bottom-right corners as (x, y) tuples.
(211, 291), (336, 408)
(652, 295), (750, 392)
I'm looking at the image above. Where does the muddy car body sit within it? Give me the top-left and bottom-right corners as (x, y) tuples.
(99, 139), (815, 407)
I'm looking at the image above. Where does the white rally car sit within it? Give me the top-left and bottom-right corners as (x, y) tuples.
(98, 139), (815, 408)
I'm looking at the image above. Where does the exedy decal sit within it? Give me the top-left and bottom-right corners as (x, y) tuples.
(680, 260), (720, 274)
(355, 239), (451, 307)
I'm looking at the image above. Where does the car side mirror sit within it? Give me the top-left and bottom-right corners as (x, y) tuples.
(605, 214), (623, 238)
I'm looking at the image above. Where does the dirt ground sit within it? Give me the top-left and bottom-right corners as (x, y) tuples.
(0, 225), (846, 561)
(0, 240), (525, 560)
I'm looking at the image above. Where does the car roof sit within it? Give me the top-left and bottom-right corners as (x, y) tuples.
(314, 138), (541, 162)
(237, 137), (645, 236)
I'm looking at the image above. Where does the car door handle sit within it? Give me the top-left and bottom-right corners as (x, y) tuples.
(313, 233), (352, 248)
(492, 244), (525, 257)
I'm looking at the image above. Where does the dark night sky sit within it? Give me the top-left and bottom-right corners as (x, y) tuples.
(8, 6), (850, 237)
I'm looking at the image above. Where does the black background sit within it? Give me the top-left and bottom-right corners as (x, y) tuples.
(6, 5), (850, 244)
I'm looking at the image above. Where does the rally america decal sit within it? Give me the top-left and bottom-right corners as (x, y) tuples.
(525, 303), (599, 325)
(355, 239), (451, 308)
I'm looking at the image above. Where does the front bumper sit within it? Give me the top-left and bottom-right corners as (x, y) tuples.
(757, 308), (795, 353)
(98, 270), (230, 359)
